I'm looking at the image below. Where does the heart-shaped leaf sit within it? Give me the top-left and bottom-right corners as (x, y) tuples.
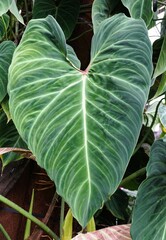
(131, 139), (166, 239)
(32, 0), (80, 39)
(0, 41), (15, 102)
(8, 14), (152, 226)
(121, 0), (153, 27)
(72, 224), (131, 240)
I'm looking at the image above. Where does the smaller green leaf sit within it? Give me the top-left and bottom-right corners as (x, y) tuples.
(121, 0), (153, 27)
(153, 72), (166, 99)
(9, 0), (24, 25)
(153, 36), (166, 78)
(158, 103), (166, 128)
(92, 0), (121, 33)
(0, 41), (16, 102)
(131, 139), (166, 240)
(0, 110), (27, 167)
(105, 189), (129, 220)
(1, 96), (11, 122)
(0, 0), (12, 16)
(0, 14), (9, 40)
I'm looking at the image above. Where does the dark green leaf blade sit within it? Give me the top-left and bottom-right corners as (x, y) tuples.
(32, 0), (80, 39)
(131, 139), (166, 240)
(0, 41), (15, 102)
(8, 14), (152, 226)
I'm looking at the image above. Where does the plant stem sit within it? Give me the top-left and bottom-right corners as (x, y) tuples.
(120, 167), (146, 187)
(0, 195), (59, 240)
(0, 224), (11, 240)
(60, 197), (65, 239)
(133, 97), (164, 155)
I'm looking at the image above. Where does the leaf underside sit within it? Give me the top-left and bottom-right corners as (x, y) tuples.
(8, 14), (152, 226)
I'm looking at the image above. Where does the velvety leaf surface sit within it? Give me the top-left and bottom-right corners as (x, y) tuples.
(131, 139), (166, 240)
(121, 0), (153, 27)
(8, 14), (152, 226)
(32, 0), (80, 39)
(0, 0), (12, 16)
(0, 41), (15, 102)
(92, 0), (120, 33)
(72, 224), (131, 240)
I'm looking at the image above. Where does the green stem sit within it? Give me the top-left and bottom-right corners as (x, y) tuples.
(120, 167), (146, 187)
(60, 198), (65, 239)
(0, 224), (11, 240)
(0, 195), (59, 240)
(133, 98), (164, 155)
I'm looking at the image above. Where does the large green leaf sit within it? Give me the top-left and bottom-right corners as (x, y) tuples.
(92, 0), (121, 33)
(32, 0), (80, 39)
(0, 41), (15, 102)
(121, 0), (153, 27)
(131, 139), (166, 240)
(0, 0), (12, 16)
(8, 14), (152, 226)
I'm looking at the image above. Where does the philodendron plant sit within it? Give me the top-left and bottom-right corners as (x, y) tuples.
(8, 7), (152, 229)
